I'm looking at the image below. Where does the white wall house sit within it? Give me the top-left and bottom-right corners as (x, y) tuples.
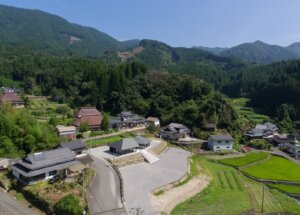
(208, 134), (234, 152)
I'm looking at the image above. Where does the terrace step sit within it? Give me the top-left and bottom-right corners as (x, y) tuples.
(140, 149), (159, 164)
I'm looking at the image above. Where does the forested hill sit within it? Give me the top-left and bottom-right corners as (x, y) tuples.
(0, 4), (139, 57)
(118, 39), (248, 86)
(220, 41), (298, 64)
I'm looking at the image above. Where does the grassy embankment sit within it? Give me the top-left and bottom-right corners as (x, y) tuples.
(171, 157), (300, 215)
(219, 152), (269, 167)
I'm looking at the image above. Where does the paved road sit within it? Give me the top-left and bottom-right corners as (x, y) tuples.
(120, 147), (191, 215)
(86, 155), (126, 215)
(0, 190), (36, 215)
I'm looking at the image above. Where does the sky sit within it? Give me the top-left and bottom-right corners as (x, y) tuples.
(1, 0), (300, 48)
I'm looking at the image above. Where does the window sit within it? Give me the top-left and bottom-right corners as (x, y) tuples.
(226, 141), (229, 143)
(218, 141), (221, 143)
(49, 170), (57, 176)
(226, 146), (230, 148)
(216, 147), (220, 149)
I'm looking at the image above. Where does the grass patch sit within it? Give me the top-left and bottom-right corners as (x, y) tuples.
(219, 152), (269, 167)
(154, 189), (165, 196)
(171, 157), (300, 215)
(174, 156), (201, 187)
(268, 184), (300, 195)
(241, 155), (300, 182)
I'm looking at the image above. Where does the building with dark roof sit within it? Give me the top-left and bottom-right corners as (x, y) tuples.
(56, 125), (76, 140)
(60, 140), (87, 157)
(110, 111), (146, 129)
(109, 136), (151, 155)
(160, 123), (191, 141)
(146, 117), (160, 127)
(11, 148), (80, 184)
(208, 134), (234, 152)
(71, 107), (103, 130)
(0, 92), (24, 108)
(246, 122), (279, 139)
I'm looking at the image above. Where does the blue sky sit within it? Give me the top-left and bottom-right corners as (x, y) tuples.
(1, 0), (300, 48)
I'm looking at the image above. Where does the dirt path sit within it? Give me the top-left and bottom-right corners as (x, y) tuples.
(150, 174), (210, 214)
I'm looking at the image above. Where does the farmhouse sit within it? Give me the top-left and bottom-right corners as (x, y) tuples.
(60, 140), (87, 158)
(56, 125), (76, 140)
(11, 148), (80, 185)
(109, 136), (151, 155)
(72, 107), (103, 130)
(246, 122), (279, 139)
(272, 134), (293, 147)
(110, 111), (146, 129)
(0, 92), (24, 108)
(160, 123), (191, 141)
(208, 134), (234, 152)
(146, 116), (160, 127)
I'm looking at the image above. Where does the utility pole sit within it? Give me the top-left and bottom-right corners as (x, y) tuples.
(261, 184), (265, 213)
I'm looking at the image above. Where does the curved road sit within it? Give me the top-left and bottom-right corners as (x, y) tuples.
(0, 190), (36, 215)
(86, 155), (126, 215)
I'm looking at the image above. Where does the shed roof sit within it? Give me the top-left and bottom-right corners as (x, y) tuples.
(77, 107), (101, 116)
(56, 125), (76, 133)
(209, 134), (233, 141)
(60, 141), (87, 151)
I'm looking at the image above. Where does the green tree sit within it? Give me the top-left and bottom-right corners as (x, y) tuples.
(53, 194), (83, 215)
(101, 113), (110, 131)
(79, 122), (89, 133)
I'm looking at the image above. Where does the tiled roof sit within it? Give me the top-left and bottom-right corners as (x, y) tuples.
(147, 117), (159, 122)
(77, 107), (101, 116)
(56, 125), (76, 133)
(0, 92), (24, 103)
(60, 141), (87, 151)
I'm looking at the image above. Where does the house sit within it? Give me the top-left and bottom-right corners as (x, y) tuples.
(272, 134), (293, 147)
(134, 135), (151, 149)
(110, 111), (146, 129)
(0, 158), (10, 171)
(208, 134), (234, 152)
(0, 92), (24, 108)
(160, 123), (191, 141)
(109, 138), (140, 155)
(1, 87), (22, 94)
(56, 125), (76, 140)
(246, 122), (279, 139)
(71, 107), (103, 130)
(60, 140), (87, 157)
(285, 141), (300, 159)
(146, 117), (160, 127)
(109, 136), (151, 155)
(11, 148), (80, 185)
(246, 128), (265, 139)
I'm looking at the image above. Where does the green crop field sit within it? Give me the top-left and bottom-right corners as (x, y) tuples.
(268, 184), (300, 195)
(219, 152), (269, 167)
(171, 157), (300, 215)
(241, 156), (300, 182)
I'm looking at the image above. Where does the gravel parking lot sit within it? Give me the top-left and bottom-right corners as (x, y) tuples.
(120, 147), (190, 215)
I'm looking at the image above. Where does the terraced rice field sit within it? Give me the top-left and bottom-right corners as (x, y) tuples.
(219, 152), (269, 167)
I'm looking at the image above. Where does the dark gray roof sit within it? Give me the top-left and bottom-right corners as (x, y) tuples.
(110, 138), (139, 151)
(264, 122), (278, 130)
(60, 141), (87, 151)
(209, 134), (233, 141)
(134, 136), (151, 145)
(16, 148), (76, 171)
(11, 160), (80, 177)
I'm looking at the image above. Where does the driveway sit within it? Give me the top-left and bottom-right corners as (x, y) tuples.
(86, 155), (126, 215)
(0, 190), (37, 215)
(120, 147), (191, 215)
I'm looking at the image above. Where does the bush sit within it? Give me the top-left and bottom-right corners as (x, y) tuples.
(53, 194), (83, 215)
(247, 139), (271, 150)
